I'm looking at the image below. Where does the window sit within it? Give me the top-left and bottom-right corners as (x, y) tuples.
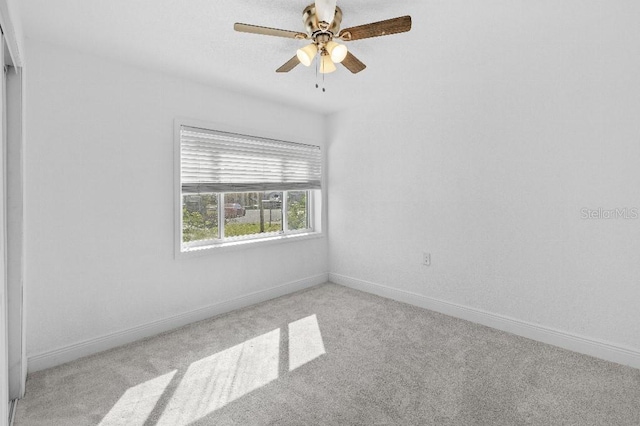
(176, 124), (322, 253)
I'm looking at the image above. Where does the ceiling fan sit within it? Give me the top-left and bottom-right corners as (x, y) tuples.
(234, 0), (412, 74)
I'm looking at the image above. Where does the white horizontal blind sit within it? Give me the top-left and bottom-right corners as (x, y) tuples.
(181, 126), (322, 194)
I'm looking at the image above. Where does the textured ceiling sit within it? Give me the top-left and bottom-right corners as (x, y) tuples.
(19, 0), (425, 114)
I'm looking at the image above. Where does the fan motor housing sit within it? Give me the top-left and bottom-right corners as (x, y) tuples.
(303, 4), (342, 37)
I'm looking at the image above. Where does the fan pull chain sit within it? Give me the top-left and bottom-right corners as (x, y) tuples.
(315, 54), (319, 89)
(313, 54), (326, 93)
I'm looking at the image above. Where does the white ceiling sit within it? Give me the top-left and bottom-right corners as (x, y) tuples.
(18, 0), (426, 114)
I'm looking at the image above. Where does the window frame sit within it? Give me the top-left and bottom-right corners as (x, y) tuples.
(174, 119), (324, 258)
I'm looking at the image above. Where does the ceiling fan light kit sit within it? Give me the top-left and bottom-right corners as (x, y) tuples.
(326, 40), (347, 63)
(234, 1), (412, 75)
(297, 43), (318, 67)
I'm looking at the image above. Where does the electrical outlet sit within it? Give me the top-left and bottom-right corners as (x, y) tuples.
(423, 252), (431, 266)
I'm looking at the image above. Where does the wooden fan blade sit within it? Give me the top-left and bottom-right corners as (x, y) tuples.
(234, 23), (307, 39)
(341, 52), (366, 74)
(276, 56), (301, 73)
(339, 16), (411, 41)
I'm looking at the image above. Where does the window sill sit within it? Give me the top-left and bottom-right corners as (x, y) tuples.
(176, 231), (324, 259)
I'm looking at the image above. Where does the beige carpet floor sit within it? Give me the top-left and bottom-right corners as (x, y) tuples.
(15, 283), (640, 425)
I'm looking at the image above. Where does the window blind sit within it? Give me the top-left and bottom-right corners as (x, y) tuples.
(181, 126), (322, 194)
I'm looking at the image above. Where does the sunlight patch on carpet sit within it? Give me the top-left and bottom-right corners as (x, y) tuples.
(99, 370), (177, 426)
(156, 328), (281, 425)
(289, 314), (326, 371)
(100, 314), (327, 425)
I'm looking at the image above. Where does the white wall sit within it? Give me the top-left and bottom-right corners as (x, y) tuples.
(328, 1), (640, 353)
(24, 39), (328, 361)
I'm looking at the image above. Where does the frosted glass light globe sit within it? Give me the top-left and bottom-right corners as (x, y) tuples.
(296, 43), (318, 67)
(326, 41), (348, 63)
(319, 54), (337, 74)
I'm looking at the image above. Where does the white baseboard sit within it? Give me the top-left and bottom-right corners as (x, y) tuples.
(28, 273), (329, 373)
(329, 273), (640, 370)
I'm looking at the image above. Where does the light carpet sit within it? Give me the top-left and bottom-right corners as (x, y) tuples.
(15, 283), (640, 425)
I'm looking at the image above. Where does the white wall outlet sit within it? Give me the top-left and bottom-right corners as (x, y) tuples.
(423, 252), (431, 266)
